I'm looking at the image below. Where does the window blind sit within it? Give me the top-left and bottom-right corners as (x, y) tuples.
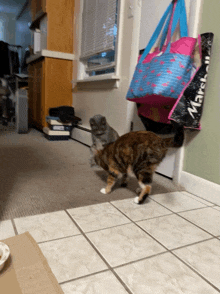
(80, 0), (117, 59)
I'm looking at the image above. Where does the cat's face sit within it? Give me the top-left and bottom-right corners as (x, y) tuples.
(90, 115), (107, 136)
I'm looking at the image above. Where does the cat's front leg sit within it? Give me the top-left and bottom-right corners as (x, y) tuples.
(121, 173), (128, 187)
(100, 172), (118, 194)
(134, 172), (152, 204)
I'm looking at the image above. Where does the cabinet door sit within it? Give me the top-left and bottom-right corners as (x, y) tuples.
(36, 0), (46, 17)
(28, 60), (45, 129)
(31, 0), (46, 21)
(43, 58), (72, 127)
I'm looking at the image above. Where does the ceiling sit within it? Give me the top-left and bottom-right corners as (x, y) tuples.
(0, 0), (26, 14)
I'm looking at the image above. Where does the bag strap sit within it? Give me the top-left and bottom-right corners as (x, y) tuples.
(160, 0), (188, 50)
(139, 1), (174, 63)
(165, 0), (188, 53)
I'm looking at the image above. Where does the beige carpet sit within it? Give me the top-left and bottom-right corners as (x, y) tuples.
(0, 125), (183, 221)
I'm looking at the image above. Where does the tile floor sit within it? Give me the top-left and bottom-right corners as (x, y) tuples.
(1, 191), (220, 293)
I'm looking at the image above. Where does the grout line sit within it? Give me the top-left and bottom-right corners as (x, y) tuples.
(182, 194), (215, 207)
(170, 237), (215, 251)
(113, 251), (168, 270)
(11, 218), (18, 235)
(181, 191), (219, 206)
(176, 213), (219, 239)
(170, 251), (220, 293)
(64, 210), (114, 268)
(110, 200), (220, 291)
(8, 193), (220, 292)
(149, 196), (209, 213)
(148, 197), (218, 238)
(59, 269), (109, 285)
(109, 202), (170, 251)
(110, 268), (135, 294)
(110, 202), (217, 255)
(70, 221), (132, 235)
(64, 209), (133, 294)
(37, 233), (82, 245)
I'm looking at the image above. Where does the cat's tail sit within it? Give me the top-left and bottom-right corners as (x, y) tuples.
(162, 125), (184, 148)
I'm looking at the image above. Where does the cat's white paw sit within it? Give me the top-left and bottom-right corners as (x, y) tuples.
(100, 188), (107, 194)
(134, 196), (140, 204)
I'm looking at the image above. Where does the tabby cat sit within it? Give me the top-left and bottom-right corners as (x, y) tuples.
(89, 114), (119, 166)
(91, 126), (184, 204)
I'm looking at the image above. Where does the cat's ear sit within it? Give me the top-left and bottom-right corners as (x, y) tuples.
(101, 116), (107, 125)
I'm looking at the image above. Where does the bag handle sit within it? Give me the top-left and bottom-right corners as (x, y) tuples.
(139, 1), (174, 63)
(160, 0), (188, 50)
(165, 0), (188, 53)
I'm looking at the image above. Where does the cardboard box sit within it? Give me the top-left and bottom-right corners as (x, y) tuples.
(0, 232), (64, 294)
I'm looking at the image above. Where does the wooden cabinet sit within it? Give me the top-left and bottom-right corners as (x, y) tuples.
(30, 0), (74, 54)
(28, 60), (44, 129)
(28, 0), (74, 130)
(28, 58), (73, 129)
(31, 0), (46, 21)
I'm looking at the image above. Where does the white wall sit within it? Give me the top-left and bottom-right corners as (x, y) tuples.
(72, 0), (139, 136)
(16, 8), (32, 65)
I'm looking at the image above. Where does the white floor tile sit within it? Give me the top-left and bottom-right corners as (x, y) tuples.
(115, 252), (219, 294)
(150, 192), (207, 212)
(137, 214), (211, 250)
(61, 271), (128, 294)
(174, 239), (220, 289)
(39, 235), (107, 283)
(213, 206), (220, 211)
(87, 223), (165, 267)
(111, 198), (171, 222)
(179, 207), (220, 236)
(0, 220), (15, 240)
(14, 210), (80, 243)
(67, 203), (130, 233)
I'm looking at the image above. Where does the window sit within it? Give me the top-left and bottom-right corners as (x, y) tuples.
(77, 0), (121, 81)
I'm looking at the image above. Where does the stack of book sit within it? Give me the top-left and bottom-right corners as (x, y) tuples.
(43, 116), (73, 141)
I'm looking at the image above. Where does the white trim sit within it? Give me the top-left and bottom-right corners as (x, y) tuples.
(180, 171), (220, 205)
(173, 145), (185, 184)
(125, 0), (142, 133)
(114, 0), (125, 78)
(75, 73), (120, 83)
(71, 127), (92, 146)
(27, 50), (75, 64)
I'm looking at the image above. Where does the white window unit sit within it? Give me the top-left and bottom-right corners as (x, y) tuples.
(75, 0), (125, 87)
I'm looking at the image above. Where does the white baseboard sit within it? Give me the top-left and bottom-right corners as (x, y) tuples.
(71, 126), (92, 146)
(180, 171), (220, 205)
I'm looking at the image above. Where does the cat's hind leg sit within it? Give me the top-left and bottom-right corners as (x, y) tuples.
(100, 171), (118, 194)
(134, 172), (152, 204)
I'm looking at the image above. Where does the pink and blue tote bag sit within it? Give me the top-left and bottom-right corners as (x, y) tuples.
(126, 0), (197, 103)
